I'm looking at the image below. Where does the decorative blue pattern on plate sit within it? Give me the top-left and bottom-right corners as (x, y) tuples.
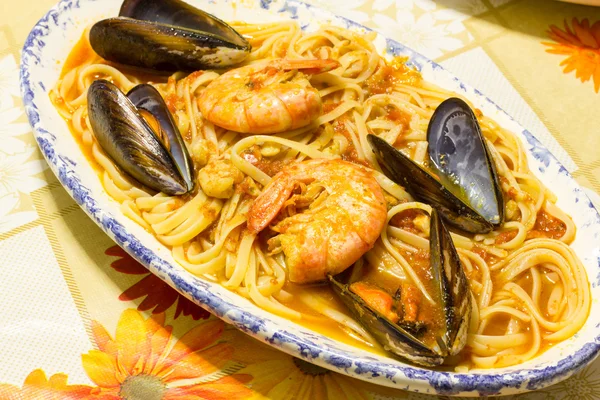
(20, 0), (600, 396)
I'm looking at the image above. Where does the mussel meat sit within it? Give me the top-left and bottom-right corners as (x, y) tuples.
(368, 98), (504, 233)
(88, 80), (194, 195)
(90, 0), (251, 72)
(329, 208), (472, 367)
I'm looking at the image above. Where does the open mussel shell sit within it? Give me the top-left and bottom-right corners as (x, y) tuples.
(120, 0), (248, 48)
(87, 79), (192, 195)
(427, 98), (504, 230)
(368, 134), (490, 233)
(368, 99), (504, 234)
(328, 276), (445, 366)
(90, 0), (251, 71)
(329, 209), (472, 367)
(126, 83), (194, 192)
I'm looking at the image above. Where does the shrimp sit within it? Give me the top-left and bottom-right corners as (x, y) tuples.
(198, 58), (339, 134)
(247, 159), (387, 283)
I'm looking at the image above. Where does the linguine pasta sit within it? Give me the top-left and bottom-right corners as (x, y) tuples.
(50, 21), (590, 371)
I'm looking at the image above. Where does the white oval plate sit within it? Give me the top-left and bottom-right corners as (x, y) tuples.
(20, 0), (600, 396)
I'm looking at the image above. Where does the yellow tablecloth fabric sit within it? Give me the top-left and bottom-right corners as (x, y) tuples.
(1, 0), (600, 399)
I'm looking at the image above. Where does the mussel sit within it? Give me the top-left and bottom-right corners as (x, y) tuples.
(88, 79), (194, 195)
(368, 98), (504, 234)
(90, 0), (251, 72)
(329, 208), (472, 367)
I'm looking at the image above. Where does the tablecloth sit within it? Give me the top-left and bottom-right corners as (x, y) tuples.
(1, 0), (600, 398)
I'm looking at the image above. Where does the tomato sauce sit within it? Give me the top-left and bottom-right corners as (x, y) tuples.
(395, 248), (445, 347)
(386, 106), (411, 125)
(472, 245), (500, 265)
(364, 57), (421, 96)
(322, 101), (341, 114)
(389, 209), (427, 234)
(241, 145), (291, 177)
(495, 229), (518, 244)
(527, 210), (567, 240)
(282, 282), (385, 354)
(61, 36), (95, 75)
(330, 119), (370, 167)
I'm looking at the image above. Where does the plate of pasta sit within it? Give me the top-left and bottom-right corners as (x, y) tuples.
(20, 0), (600, 396)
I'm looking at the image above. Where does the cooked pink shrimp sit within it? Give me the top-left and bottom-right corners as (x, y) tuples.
(248, 159), (387, 283)
(198, 58), (339, 134)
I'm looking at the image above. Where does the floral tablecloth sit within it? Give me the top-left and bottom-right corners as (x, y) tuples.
(2, 0), (600, 398)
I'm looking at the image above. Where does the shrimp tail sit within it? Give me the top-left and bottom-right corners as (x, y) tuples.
(248, 174), (294, 234)
(278, 58), (340, 74)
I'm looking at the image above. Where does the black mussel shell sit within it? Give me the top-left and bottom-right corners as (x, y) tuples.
(329, 274), (445, 366)
(329, 209), (472, 367)
(368, 98), (504, 234)
(429, 208), (472, 356)
(127, 84), (194, 192)
(427, 98), (504, 229)
(368, 134), (492, 233)
(89, 0), (250, 72)
(88, 79), (190, 195)
(120, 0), (248, 48)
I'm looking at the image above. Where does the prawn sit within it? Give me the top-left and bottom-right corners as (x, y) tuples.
(198, 58), (339, 134)
(247, 159), (387, 283)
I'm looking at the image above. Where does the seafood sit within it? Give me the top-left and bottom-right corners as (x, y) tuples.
(90, 0), (251, 71)
(329, 208), (472, 367)
(198, 58), (340, 134)
(368, 98), (504, 233)
(88, 80), (193, 195)
(198, 158), (244, 199)
(53, 13), (592, 372)
(247, 159), (387, 283)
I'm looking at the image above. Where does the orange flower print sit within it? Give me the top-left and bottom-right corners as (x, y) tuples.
(106, 246), (210, 320)
(0, 369), (92, 399)
(542, 18), (600, 93)
(82, 309), (254, 399)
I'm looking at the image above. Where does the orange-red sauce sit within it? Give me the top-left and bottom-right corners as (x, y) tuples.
(61, 35), (96, 75)
(471, 245), (500, 265)
(386, 107), (412, 147)
(241, 145), (291, 177)
(364, 58), (421, 95)
(495, 229), (518, 244)
(389, 209), (427, 234)
(527, 210), (567, 240)
(281, 283), (383, 353)
(55, 36), (100, 173)
(398, 248), (445, 348)
(322, 102), (341, 114)
(352, 247), (445, 349)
